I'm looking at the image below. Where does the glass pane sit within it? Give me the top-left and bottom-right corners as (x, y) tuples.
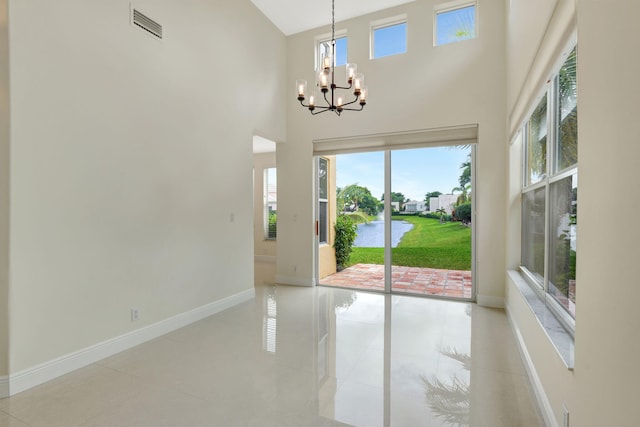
(373, 22), (407, 58)
(557, 47), (578, 171)
(319, 201), (328, 244)
(527, 94), (548, 185)
(319, 152), (384, 289)
(335, 37), (347, 66)
(319, 37), (347, 68)
(548, 174), (577, 317)
(319, 158), (328, 200)
(521, 187), (546, 284)
(391, 147), (472, 298)
(436, 5), (476, 45)
(266, 168), (277, 239)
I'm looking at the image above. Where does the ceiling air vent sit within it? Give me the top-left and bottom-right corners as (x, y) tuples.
(132, 8), (162, 39)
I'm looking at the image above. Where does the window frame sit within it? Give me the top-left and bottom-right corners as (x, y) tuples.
(520, 45), (578, 335)
(434, 0), (478, 46)
(318, 157), (329, 245)
(315, 30), (348, 71)
(370, 14), (408, 60)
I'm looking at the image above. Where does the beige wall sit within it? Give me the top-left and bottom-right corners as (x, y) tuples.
(573, 1), (640, 425)
(0, 0), (8, 378)
(279, 0), (506, 302)
(506, 0), (640, 425)
(6, 0), (286, 374)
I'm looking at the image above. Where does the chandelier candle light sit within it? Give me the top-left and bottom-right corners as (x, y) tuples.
(296, 0), (367, 116)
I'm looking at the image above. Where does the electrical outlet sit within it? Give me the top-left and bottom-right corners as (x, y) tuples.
(131, 308), (140, 322)
(563, 405), (570, 427)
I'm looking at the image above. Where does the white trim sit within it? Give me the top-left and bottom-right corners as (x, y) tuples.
(313, 124), (478, 156)
(434, 0), (476, 14)
(0, 375), (8, 398)
(506, 306), (558, 427)
(476, 294), (505, 308)
(254, 255), (276, 264)
(370, 14), (407, 31)
(6, 288), (254, 396)
(275, 275), (314, 287)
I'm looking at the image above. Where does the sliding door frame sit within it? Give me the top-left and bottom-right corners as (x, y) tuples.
(314, 126), (477, 301)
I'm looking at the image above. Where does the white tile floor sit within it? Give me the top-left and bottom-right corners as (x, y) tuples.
(0, 285), (543, 426)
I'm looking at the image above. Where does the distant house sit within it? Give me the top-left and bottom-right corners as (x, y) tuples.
(405, 200), (426, 213)
(391, 201), (400, 211)
(429, 194), (458, 215)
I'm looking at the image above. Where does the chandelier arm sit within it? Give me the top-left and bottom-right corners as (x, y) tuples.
(311, 107), (332, 115)
(341, 96), (361, 107)
(322, 90), (334, 108)
(299, 99), (333, 114)
(339, 104), (365, 112)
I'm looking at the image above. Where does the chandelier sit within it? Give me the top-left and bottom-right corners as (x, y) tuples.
(296, 0), (367, 116)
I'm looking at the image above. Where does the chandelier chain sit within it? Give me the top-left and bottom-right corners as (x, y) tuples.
(331, 0), (335, 45)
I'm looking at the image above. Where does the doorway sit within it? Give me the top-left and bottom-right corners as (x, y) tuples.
(317, 144), (475, 300)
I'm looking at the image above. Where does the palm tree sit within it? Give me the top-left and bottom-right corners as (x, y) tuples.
(451, 183), (471, 205)
(558, 46), (577, 168)
(452, 154), (472, 205)
(338, 184), (369, 212)
(436, 207), (447, 223)
(422, 347), (471, 426)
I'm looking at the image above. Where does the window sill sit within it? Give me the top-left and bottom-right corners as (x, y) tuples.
(508, 270), (575, 370)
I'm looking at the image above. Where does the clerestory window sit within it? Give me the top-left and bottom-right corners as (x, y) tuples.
(435, 1), (477, 46)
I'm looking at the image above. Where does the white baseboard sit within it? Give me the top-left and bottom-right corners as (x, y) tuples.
(275, 275), (314, 287)
(7, 288), (255, 397)
(477, 294), (505, 308)
(506, 305), (558, 427)
(0, 375), (8, 398)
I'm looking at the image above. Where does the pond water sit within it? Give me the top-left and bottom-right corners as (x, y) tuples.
(353, 220), (414, 248)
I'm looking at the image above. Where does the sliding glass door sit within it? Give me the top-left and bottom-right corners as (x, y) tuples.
(317, 145), (474, 301)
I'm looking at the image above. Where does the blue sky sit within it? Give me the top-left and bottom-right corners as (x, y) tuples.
(436, 5), (476, 45)
(336, 147), (470, 202)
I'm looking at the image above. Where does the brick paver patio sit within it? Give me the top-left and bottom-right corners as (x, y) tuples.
(320, 263), (472, 299)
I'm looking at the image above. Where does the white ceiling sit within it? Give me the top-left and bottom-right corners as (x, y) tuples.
(250, 0), (415, 36)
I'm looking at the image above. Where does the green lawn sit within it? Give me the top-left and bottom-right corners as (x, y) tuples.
(346, 216), (471, 270)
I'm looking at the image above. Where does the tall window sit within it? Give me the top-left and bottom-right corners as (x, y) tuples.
(371, 16), (407, 59)
(319, 158), (329, 244)
(265, 168), (277, 239)
(521, 46), (577, 327)
(435, 2), (476, 46)
(317, 35), (347, 69)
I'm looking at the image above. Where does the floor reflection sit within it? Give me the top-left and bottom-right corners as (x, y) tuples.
(259, 284), (541, 427)
(422, 347), (471, 426)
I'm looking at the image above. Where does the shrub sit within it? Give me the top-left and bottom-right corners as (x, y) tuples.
(267, 211), (277, 238)
(334, 215), (358, 270)
(454, 202), (472, 223)
(425, 212), (452, 222)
